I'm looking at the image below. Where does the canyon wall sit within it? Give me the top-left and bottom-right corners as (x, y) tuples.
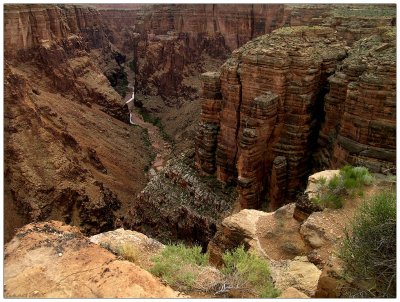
(196, 27), (348, 210)
(4, 4), (152, 241)
(96, 4), (395, 101)
(196, 23), (396, 211)
(97, 4), (289, 100)
(315, 27), (396, 173)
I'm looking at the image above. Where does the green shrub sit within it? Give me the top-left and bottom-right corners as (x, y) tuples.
(150, 243), (208, 290)
(128, 59), (136, 72)
(221, 246), (279, 298)
(340, 190), (396, 298)
(312, 165), (373, 209)
(139, 109), (174, 144)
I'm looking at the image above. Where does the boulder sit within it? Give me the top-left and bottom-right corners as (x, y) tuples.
(278, 287), (309, 298)
(304, 169), (339, 200)
(208, 204), (309, 266)
(270, 256), (322, 297)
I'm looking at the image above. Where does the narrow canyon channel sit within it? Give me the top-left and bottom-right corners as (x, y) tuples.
(123, 68), (173, 173)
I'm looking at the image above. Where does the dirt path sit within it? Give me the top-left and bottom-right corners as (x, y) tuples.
(123, 68), (172, 172)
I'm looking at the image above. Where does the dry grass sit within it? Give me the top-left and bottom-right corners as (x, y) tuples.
(117, 243), (139, 263)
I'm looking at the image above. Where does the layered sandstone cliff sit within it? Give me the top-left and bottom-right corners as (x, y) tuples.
(196, 26), (348, 210)
(4, 4), (152, 241)
(315, 27), (396, 173)
(96, 4), (395, 102)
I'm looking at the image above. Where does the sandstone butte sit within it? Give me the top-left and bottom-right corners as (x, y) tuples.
(195, 26), (396, 211)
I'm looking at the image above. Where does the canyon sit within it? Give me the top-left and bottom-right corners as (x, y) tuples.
(3, 3), (396, 298)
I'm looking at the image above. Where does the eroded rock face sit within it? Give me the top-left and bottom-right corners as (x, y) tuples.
(90, 228), (164, 268)
(125, 150), (237, 248)
(4, 221), (182, 298)
(196, 26), (347, 210)
(206, 173), (394, 297)
(4, 4), (128, 120)
(315, 27), (396, 173)
(278, 287), (309, 298)
(4, 5), (152, 240)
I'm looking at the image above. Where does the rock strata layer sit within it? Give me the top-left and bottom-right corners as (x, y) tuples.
(315, 27), (396, 173)
(4, 4), (152, 240)
(125, 150), (237, 248)
(196, 26), (347, 209)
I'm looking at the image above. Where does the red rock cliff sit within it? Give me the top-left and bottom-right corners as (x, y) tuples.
(4, 4), (151, 241)
(196, 27), (348, 210)
(315, 27), (396, 173)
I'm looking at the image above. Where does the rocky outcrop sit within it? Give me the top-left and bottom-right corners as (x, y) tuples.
(207, 172), (394, 297)
(278, 287), (309, 298)
(196, 26), (347, 210)
(90, 228), (164, 269)
(304, 170), (340, 200)
(207, 204), (321, 296)
(270, 256), (322, 297)
(195, 72), (223, 174)
(208, 204), (308, 267)
(4, 221), (183, 298)
(125, 150), (237, 248)
(315, 27), (396, 173)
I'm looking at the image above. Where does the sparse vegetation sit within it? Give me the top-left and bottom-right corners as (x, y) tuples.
(311, 165), (373, 209)
(140, 128), (156, 172)
(117, 243), (139, 263)
(107, 67), (129, 97)
(149, 244), (278, 297)
(139, 108), (175, 145)
(221, 246), (279, 298)
(150, 243), (208, 291)
(128, 59), (136, 72)
(340, 189), (396, 298)
(333, 5), (396, 18)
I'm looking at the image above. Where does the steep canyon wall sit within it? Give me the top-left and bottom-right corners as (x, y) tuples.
(196, 27), (348, 210)
(4, 4), (151, 241)
(97, 4), (395, 101)
(195, 25), (396, 211)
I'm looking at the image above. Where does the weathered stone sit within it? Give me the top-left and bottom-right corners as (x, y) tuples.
(270, 256), (322, 297)
(90, 228), (164, 268)
(126, 150), (236, 248)
(304, 169), (339, 200)
(195, 72), (223, 174)
(4, 221), (183, 298)
(278, 287), (309, 298)
(208, 204), (308, 266)
(315, 27), (396, 173)
(268, 156), (287, 210)
(197, 26), (347, 210)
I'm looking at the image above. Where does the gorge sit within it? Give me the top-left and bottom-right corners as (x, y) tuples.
(3, 3), (396, 298)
